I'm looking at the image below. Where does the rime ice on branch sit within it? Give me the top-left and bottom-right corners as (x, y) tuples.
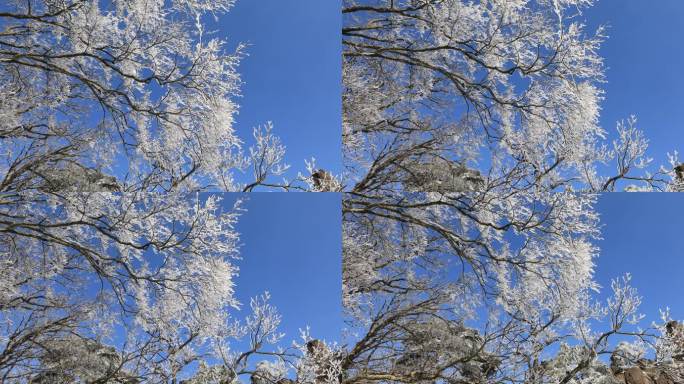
(342, 1), (682, 383)
(343, 0), (678, 193)
(0, 0), (332, 193)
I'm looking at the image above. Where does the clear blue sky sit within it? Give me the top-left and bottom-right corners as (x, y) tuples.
(584, 1), (684, 175)
(216, 1), (341, 184)
(231, 193), (342, 346)
(595, 193), (684, 325)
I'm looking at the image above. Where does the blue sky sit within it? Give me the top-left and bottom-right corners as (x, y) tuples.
(595, 193), (684, 325)
(584, 1), (684, 177)
(230, 193), (342, 346)
(217, 1), (341, 185)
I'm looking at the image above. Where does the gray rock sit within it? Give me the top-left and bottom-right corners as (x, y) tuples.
(624, 367), (653, 384)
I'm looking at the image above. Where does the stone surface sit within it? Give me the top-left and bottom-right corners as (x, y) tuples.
(655, 373), (675, 384)
(624, 367), (653, 384)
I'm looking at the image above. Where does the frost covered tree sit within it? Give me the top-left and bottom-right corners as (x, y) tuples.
(0, 1), (340, 381)
(0, 1), (342, 381)
(343, 0), (680, 193)
(0, 193), (342, 383)
(342, 1), (682, 382)
(0, 192), (242, 381)
(0, 0), (340, 193)
(342, 196), (678, 383)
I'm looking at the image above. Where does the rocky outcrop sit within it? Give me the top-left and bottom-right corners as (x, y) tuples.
(605, 321), (684, 384)
(612, 365), (677, 384)
(625, 367), (650, 384)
